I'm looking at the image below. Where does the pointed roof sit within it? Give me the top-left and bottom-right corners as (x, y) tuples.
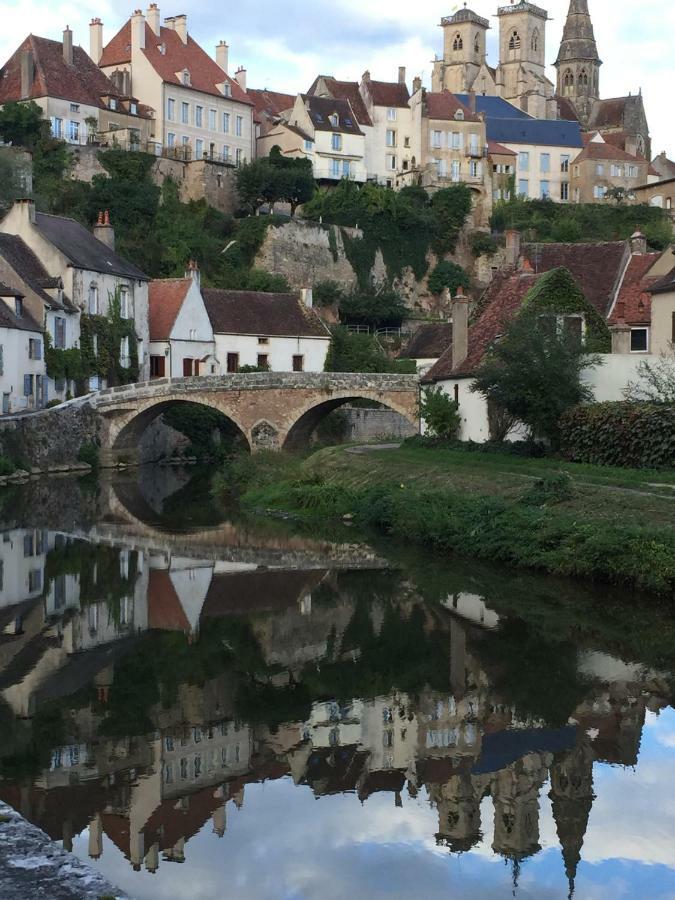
(556, 0), (602, 66)
(307, 76), (372, 127)
(148, 278), (191, 340)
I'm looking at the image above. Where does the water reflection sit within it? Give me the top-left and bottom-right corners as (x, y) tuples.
(0, 474), (673, 899)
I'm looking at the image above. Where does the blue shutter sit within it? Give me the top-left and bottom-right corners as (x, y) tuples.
(24, 375), (32, 396)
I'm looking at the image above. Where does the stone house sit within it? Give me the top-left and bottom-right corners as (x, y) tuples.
(0, 283), (45, 413)
(0, 29), (153, 147)
(632, 176), (675, 220)
(0, 200), (150, 391)
(202, 288), (331, 373)
(248, 88), (296, 146)
(96, 6), (254, 164)
(570, 134), (650, 203)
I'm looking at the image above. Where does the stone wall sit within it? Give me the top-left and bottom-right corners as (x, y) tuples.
(322, 406), (417, 443)
(0, 399), (100, 470)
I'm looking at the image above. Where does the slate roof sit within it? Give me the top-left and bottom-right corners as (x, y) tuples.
(588, 96), (637, 130)
(366, 79), (410, 109)
(608, 253), (661, 326)
(301, 95), (364, 135)
(148, 279), (191, 340)
(34, 213), (148, 280)
(454, 93), (531, 120)
(202, 289), (331, 338)
(485, 117), (583, 149)
(0, 234), (73, 311)
(400, 323), (453, 359)
(308, 77), (372, 127)
(99, 21), (252, 106)
(573, 142), (646, 165)
(0, 286), (43, 333)
(425, 92), (479, 122)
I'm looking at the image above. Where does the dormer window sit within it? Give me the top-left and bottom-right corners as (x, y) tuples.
(130, 101), (137, 115)
(182, 70), (191, 86)
(454, 109), (464, 121)
(329, 113), (339, 127)
(14, 298), (22, 317)
(109, 98), (117, 110)
(223, 82), (231, 97)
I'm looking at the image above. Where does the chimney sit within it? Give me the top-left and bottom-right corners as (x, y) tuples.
(174, 14), (188, 44)
(216, 40), (229, 74)
(362, 69), (371, 83)
(163, 15), (175, 30)
(185, 259), (201, 287)
(89, 18), (103, 64)
(131, 10), (146, 51)
(610, 304), (631, 354)
(93, 210), (115, 251)
(301, 288), (313, 309)
(412, 75), (422, 94)
(630, 229), (647, 255)
(398, 66), (406, 86)
(20, 49), (34, 100)
(505, 229), (521, 269)
(146, 3), (160, 36)
(16, 198), (36, 224)
(452, 289), (469, 368)
(63, 26), (73, 66)
(468, 88), (476, 114)
(235, 66), (247, 92)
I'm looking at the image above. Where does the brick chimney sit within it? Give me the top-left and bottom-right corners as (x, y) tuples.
(16, 198), (36, 225)
(452, 289), (470, 368)
(174, 14), (188, 44)
(235, 67), (247, 92)
(89, 19), (103, 64)
(63, 26), (73, 66)
(398, 66), (406, 85)
(505, 229), (521, 269)
(301, 288), (313, 309)
(185, 258), (201, 287)
(216, 40), (229, 74)
(630, 229), (647, 255)
(131, 10), (146, 51)
(93, 210), (115, 251)
(146, 3), (160, 36)
(610, 302), (631, 353)
(20, 49), (34, 99)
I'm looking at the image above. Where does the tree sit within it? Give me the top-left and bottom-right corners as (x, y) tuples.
(235, 158), (279, 213)
(471, 311), (599, 448)
(427, 260), (470, 295)
(623, 349), (675, 403)
(0, 101), (46, 148)
(324, 327), (414, 373)
(268, 146), (315, 216)
(430, 184), (472, 255)
(420, 387), (460, 438)
(0, 151), (28, 211)
(338, 286), (408, 330)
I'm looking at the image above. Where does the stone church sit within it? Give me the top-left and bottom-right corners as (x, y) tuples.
(432, 0), (651, 158)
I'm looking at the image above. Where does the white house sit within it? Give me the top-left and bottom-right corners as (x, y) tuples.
(148, 268), (217, 378)
(0, 283), (46, 413)
(202, 287), (331, 373)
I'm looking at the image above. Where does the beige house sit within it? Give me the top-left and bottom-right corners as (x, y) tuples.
(570, 134), (650, 203)
(632, 177), (675, 220)
(0, 29), (153, 147)
(96, 7), (253, 164)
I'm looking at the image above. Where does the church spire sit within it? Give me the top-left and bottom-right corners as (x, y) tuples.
(554, 0), (602, 125)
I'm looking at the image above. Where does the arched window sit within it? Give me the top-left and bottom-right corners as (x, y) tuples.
(562, 69), (574, 96)
(531, 28), (539, 52)
(509, 30), (521, 51)
(474, 33), (480, 53)
(579, 68), (588, 88)
(453, 33), (463, 51)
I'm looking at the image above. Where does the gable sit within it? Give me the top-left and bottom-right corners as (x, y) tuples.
(171, 281), (213, 342)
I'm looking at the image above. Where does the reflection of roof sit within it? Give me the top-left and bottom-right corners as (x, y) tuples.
(472, 726), (577, 775)
(202, 289), (330, 338)
(358, 768), (406, 800)
(303, 745), (369, 795)
(147, 569), (190, 632)
(34, 212), (147, 280)
(201, 570), (326, 619)
(608, 253), (661, 326)
(400, 323), (453, 360)
(148, 279), (190, 341)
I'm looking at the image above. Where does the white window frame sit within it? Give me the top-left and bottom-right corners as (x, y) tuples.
(630, 327), (649, 353)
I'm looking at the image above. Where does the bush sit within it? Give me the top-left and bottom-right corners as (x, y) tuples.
(469, 231), (498, 257)
(520, 472), (574, 507)
(560, 402), (675, 469)
(313, 280), (344, 306)
(420, 387), (461, 439)
(427, 261), (470, 296)
(77, 441), (99, 469)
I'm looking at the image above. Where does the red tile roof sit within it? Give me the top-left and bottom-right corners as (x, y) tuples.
(100, 21), (252, 105)
(148, 279), (190, 341)
(365, 79), (410, 109)
(147, 569), (190, 632)
(488, 140), (516, 157)
(608, 253), (661, 326)
(573, 141), (646, 165)
(521, 241), (628, 318)
(247, 88), (295, 121)
(307, 77), (372, 127)
(202, 289), (330, 338)
(425, 91), (479, 123)
(556, 96), (580, 123)
(0, 35), (135, 111)
(423, 271), (540, 381)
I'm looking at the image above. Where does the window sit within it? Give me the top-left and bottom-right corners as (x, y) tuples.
(531, 28), (539, 52)
(28, 338), (41, 360)
(304, 139), (313, 152)
(130, 101), (138, 115)
(223, 82), (231, 97)
(342, 160), (350, 177)
(15, 297), (22, 317)
(431, 130), (443, 149)
(108, 98), (117, 110)
(88, 283), (99, 315)
(469, 160), (479, 177)
(610, 164), (622, 177)
(167, 132), (176, 148)
(509, 30), (521, 51)
(560, 181), (569, 201)
(474, 33), (480, 53)
(51, 117), (63, 138)
(540, 153), (550, 173)
(630, 328), (649, 353)
(561, 154), (570, 173)
(235, 148), (243, 165)
(70, 103), (80, 113)
(292, 355), (304, 372)
(540, 180), (550, 198)
(223, 144), (230, 161)
(518, 151), (529, 171)
(451, 159), (460, 182)
(23, 532), (35, 556)
(331, 133), (342, 151)
(257, 354), (269, 369)
(329, 113), (339, 127)
(182, 71), (190, 86)
(28, 569), (42, 593)
(181, 135), (189, 147)
(167, 98), (175, 120)
(627, 165), (638, 178)
(195, 138), (204, 157)
(120, 336), (130, 368)
(150, 355), (165, 377)
(68, 120), (79, 142)
(451, 131), (461, 150)
(387, 107), (397, 121)
(235, 115), (243, 137)
(518, 178), (529, 197)
(453, 34), (463, 51)
(386, 154), (397, 171)
(258, 337), (269, 345)
(195, 105), (203, 127)
(120, 288), (132, 319)
(331, 157), (341, 178)
(593, 184), (606, 199)
(181, 101), (189, 124)
(209, 108), (217, 130)
(579, 68), (588, 87)
(468, 133), (479, 155)
(227, 352), (239, 373)
(223, 112), (230, 133)
(386, 129), (396, 147)
(596, 163), (605, 176)
(562, 68), (574, 96)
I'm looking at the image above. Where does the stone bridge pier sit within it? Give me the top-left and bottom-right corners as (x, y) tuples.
(92, 372), (420, 466)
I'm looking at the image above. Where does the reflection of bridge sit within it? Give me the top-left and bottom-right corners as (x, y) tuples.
(92, 372), (419, 465)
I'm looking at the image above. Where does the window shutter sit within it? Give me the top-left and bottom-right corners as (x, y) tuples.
(672, 311), (675, 344)
(24, 375), (32, 396)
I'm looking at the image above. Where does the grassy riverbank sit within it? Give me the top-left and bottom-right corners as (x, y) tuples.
(230, 444), (675, 595)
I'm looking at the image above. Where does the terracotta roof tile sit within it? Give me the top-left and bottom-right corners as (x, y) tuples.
(609, 253), (662, 325)
(308, 77), (372, 127)
(202, 289), (330, 338)
(365, 79), (410, 109)
(400, 323), (453, 359)
(247, 88), (295, 121)
(573, 142), (646, 165)
(488, 140), (516, 157)
(100, 21), (252, 105)
(148, 279), (190, 341)
(425, 91), (479, 122)
(147, 569), (190, 632)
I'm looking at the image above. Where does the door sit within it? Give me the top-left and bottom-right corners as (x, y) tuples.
(183, 358), (193, 377)
(227, 353), (239, 373)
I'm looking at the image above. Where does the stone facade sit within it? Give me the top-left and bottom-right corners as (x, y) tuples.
(0, 398), (100, 469)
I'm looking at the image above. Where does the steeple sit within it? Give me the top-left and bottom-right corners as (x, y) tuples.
(555, 0), (602, 125)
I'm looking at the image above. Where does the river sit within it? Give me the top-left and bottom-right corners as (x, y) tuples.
(0, 466), (674, 900)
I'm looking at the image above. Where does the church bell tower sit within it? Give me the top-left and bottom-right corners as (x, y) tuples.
(555, 0), (602, 125)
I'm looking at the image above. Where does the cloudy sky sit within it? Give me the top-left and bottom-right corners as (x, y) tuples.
(2, 0), (673, 153)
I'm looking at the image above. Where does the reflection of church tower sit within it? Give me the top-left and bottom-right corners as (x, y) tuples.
(434, 771), (484, 852)
(491, 754), (550, 862)
(549, 744), (595, 898)
(554, 0), (601, 125)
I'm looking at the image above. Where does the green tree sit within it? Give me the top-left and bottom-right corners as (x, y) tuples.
(338, 286), (408, 329)
(0, 151), (27, 211)
(268, 146), (315, 215)
(324, 327), (414, 373)
(0, 101), (46, 148)
(430, 184), (472, 255)
(420, 387), (460, 438)
(427, 260), (470, 295)
(235, 158), (280, 213)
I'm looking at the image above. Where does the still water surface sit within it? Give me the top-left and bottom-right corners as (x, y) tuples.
(0, 468), (674, 900)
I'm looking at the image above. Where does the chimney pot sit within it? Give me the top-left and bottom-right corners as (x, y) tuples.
(63, 26), (73, 66)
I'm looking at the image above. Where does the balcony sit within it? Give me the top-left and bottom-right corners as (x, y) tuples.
(467, 145), (489, 159)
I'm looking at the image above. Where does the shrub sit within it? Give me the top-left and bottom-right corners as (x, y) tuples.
(560, 402), (675, 469)
(427, 261), (470, 296)
(469, 231), (498, 257)
(0, 456), (16, 476)
(520, 472), (574, 507)
(420, 387), (461, 439)
(77, 441), (99, 469)
(313, 280), (344, 306)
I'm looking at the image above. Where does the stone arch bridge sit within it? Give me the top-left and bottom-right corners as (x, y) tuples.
(92, 372), (420, 465)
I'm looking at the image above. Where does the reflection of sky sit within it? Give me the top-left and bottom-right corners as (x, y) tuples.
(73, 709), (675, 900)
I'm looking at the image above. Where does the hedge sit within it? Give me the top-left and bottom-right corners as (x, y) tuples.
(560, 402), (675, 469)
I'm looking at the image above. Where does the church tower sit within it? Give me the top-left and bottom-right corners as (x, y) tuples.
(432, 6), (490, 93)
(555, 0), (602, 125)
(496, 1), (549, 101)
